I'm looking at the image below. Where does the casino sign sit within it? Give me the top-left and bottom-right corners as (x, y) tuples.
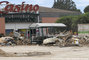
(0, 1), (39, 14)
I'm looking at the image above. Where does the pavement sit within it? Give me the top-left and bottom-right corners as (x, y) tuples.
(0, 45), (89, 60)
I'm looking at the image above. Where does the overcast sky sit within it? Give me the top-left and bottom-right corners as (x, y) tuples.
(0, 0), (89, 13)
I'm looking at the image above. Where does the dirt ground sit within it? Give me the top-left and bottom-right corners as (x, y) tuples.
(0, 45), (89, 60)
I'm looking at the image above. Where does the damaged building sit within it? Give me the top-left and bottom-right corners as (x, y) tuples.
(0, 6), (81, 37)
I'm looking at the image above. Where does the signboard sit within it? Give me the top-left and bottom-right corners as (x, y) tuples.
(0, 1), (39, 14)
(78, 24), (89, 33)
(78, 24), (89, 36)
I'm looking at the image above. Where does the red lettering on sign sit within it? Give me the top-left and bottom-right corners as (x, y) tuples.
(0, 1), (39, 14)
(5, 5), (14, 12)
(33, 5), (39, 12)
(25, 4), (33, 12)
(21, 2), (25, 12)
(0, 1), (9, 4)
(14, 5), (21, 12)
(0, 1), (9, 13)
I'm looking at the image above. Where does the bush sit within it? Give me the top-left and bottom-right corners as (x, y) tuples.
(56, 12), (89, 33)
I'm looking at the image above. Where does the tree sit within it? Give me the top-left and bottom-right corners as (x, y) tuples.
(56, 12), (89, 32)
(84, 5), (89, 13)
(56, 16), (73, 31)
(77, 13), (89, 23)
(52, 0), (80, 12)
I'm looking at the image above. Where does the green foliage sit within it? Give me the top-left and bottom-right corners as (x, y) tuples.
(77, 13), (89, 23)
(52, 0), (80, 12)
(84, 5), (89, 13)
(56, 16), (73, 31)
(56, 12), (89, 32)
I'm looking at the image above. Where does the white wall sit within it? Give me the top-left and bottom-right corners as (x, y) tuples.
(78, 24), (89, 36)
(78, 24), (89, 31)
(5, 23), (32, 30)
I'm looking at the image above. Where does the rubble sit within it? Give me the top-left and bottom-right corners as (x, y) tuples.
(43, 31), (80, 47)
(43, 37), (58, 45)
(0, 36), (30, 46)
(79, 35), (89, 46)
(0, 31), (30, 46)
(0, 37), (14, 46)
(0, 31), (89, 47)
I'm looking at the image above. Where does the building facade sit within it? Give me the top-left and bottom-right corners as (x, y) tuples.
(39, 6), (81, 23)
(0, 6), (81, 36)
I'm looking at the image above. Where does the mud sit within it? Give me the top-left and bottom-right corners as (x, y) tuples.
(0, 49), (51, 57)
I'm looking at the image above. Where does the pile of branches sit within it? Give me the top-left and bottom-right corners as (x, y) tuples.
(79, 36), (89, 46)
(55, 31), (73, 47)
(56, 31), (89, 47)
(0, 36), (30, 46)
(43, 31), (74, 47)
(14, 38), (30, 45)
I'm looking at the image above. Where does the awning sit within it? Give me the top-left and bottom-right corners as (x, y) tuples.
(29, 23), (66, 28)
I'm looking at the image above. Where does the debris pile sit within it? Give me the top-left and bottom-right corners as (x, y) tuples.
(0, 31), (31, 46)
(79, 35), (89, 46)
(43, 31), (72, 46)
(0, 36), (30, 46)
(1, 31), (89, 47)
(43, 31), (83, 47)
(0, 37), (14, 46)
